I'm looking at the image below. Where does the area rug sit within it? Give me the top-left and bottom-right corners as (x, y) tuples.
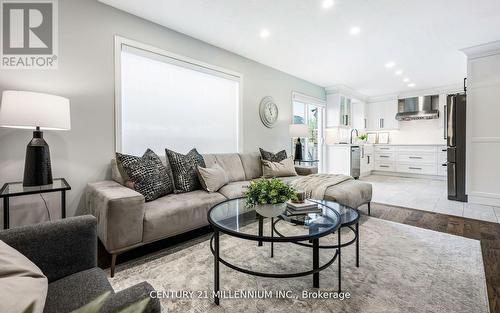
(109, 216), (489, 313)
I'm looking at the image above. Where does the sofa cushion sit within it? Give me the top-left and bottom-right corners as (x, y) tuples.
(262, 157), (298, 178)
(324, 180), (372, 209)
(44, 267), (112, 313)
(0, 240), (48, 313)
(203, 153), (246, 183)
(218, 181), (251, 199)
(239, 153), (263, 179)
(116, 149), (173, 201)
(166, 148), (206, 193)
(143, 190), (226, 242)
(259, 148), (287, 162)
(197, 164), (229, 192)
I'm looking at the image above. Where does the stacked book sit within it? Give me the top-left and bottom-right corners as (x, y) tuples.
(286, 200), (322, 215)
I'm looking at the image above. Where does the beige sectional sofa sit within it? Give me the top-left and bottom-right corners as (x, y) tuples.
(86, 152), (371, 276)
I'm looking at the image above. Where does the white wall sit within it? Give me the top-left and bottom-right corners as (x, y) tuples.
(0, 0), (325, 228)
(463, 41), (500, 206)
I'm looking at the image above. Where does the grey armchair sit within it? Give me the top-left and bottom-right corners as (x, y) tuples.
(0, 216), (160, 313)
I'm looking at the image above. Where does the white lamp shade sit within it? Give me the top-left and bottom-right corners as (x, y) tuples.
(289, 124), (308, 137)
(0, 91), (71, 130)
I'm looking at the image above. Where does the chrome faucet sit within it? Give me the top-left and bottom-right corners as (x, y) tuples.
(350, 128), (359, 144)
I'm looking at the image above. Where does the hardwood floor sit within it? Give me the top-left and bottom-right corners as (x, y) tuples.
(99, 202), (500, 312)
(368, 202), (500, 313)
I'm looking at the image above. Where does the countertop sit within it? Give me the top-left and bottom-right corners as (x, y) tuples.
(327, 143), (446, 146)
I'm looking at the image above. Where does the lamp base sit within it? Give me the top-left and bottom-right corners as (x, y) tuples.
(23, 129), (53, 187)
(294, 138), (303, 161)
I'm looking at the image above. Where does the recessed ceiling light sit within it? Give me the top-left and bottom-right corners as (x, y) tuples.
(322, 0), (334, 9)
(260, 29), (270, 38)
(395, 69), (403, 76)
(408, 83), (416, 87)
(385, 62), (396, 68)
(403, 78), (410, 83)
(349, 26), (361, 35)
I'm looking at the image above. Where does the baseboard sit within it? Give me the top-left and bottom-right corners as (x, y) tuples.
(370, 171), (446, 181)
(468, 192), (500, 206)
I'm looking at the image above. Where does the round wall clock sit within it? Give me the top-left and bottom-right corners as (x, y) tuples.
(259, 96), (279, 128)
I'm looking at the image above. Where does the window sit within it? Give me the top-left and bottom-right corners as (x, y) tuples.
(291, 92), (326, 171)
(115, 37), (242, 155)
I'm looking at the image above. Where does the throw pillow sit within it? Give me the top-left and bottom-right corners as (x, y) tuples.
(259, 148), (288, 162)
(262, 156), (298, 178)
(0, 240), (48, 313)
(166, 148), (206, 193)
(115, 149), (173, 201)
(197, 163), (229, 192)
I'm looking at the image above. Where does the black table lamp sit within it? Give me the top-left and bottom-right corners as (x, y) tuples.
(0, 91), (71, 186)
(289, 124), (308, 161)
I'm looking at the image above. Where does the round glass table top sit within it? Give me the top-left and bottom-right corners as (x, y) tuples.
(208, 198), (342, 241)
(281, 200), (360, 227)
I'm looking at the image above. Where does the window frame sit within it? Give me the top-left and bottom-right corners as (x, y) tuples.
(113, 36), (244, 153)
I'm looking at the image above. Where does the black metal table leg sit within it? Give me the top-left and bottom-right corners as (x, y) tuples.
(271, 217), (274, 258)
(3, 197), (9, 230)
(214, 230), (220, 305)
(313, 238), (319, 288)
(338, 229), (342, 293)
(258, 215), (263, 246)
(61, 190), (66, 219)
(356, 222), (359, 267)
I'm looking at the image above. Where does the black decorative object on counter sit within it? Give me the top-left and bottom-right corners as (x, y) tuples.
(23, 127), (53, 186)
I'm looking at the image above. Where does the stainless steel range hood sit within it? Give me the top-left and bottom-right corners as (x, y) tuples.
(395, 95), (440, 121)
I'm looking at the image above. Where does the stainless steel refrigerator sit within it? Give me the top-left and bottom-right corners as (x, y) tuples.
(446, 93), (467, 202)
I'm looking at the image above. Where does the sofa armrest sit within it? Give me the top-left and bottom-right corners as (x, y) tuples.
(86, 181), (145, 253)
(0, 216), (97, 283)
(295, 165), (318, 176)
(101, 282), (160, 313)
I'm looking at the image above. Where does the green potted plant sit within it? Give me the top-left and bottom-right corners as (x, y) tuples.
(358, 133), (368, 142)
(244, 178), (297, 214)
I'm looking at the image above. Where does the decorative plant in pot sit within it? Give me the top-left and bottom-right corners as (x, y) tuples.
(245, 178), (297, 214)
(358, 133), (368, 142)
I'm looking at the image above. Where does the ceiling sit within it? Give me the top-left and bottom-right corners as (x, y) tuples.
(99, 0), (500, 97)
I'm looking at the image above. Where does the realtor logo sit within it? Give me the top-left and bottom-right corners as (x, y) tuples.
(1, 0), (58, 69)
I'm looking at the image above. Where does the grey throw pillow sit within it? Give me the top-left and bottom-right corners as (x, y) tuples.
(197, 164), (229, 192)
(259, 148), (288, 162)
(166, 148), (206, 193)
(116, 149), (173, 201)
(262, 157), (298, 178)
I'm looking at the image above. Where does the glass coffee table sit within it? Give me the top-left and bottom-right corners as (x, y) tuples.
(274, 199), (361, 293)
(208, 198), (342, 305)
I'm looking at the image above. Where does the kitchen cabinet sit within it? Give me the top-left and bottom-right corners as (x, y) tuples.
(325, 145), (351, 175)
(373, 145), (447, 177)
(351, 100), (366, 130)
(326, 94), (364, 128)
(366, 99), (399, 130)
(360, 144), (374, 177)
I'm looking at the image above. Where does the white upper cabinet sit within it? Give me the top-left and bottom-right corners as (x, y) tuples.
(351, 100), (366, 130)
(366, 99), (399, 130)
(326, 93), (365, 129)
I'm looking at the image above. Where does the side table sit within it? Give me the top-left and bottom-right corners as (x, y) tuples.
(0, 178), (71, 229)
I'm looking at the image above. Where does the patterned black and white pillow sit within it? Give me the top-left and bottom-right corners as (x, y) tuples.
(259, 148), (288, 162)
(116, 149), (173, 201)
(166, 148), (206, 193)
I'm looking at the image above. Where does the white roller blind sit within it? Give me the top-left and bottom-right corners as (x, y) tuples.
(118, 44), (240, 156)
